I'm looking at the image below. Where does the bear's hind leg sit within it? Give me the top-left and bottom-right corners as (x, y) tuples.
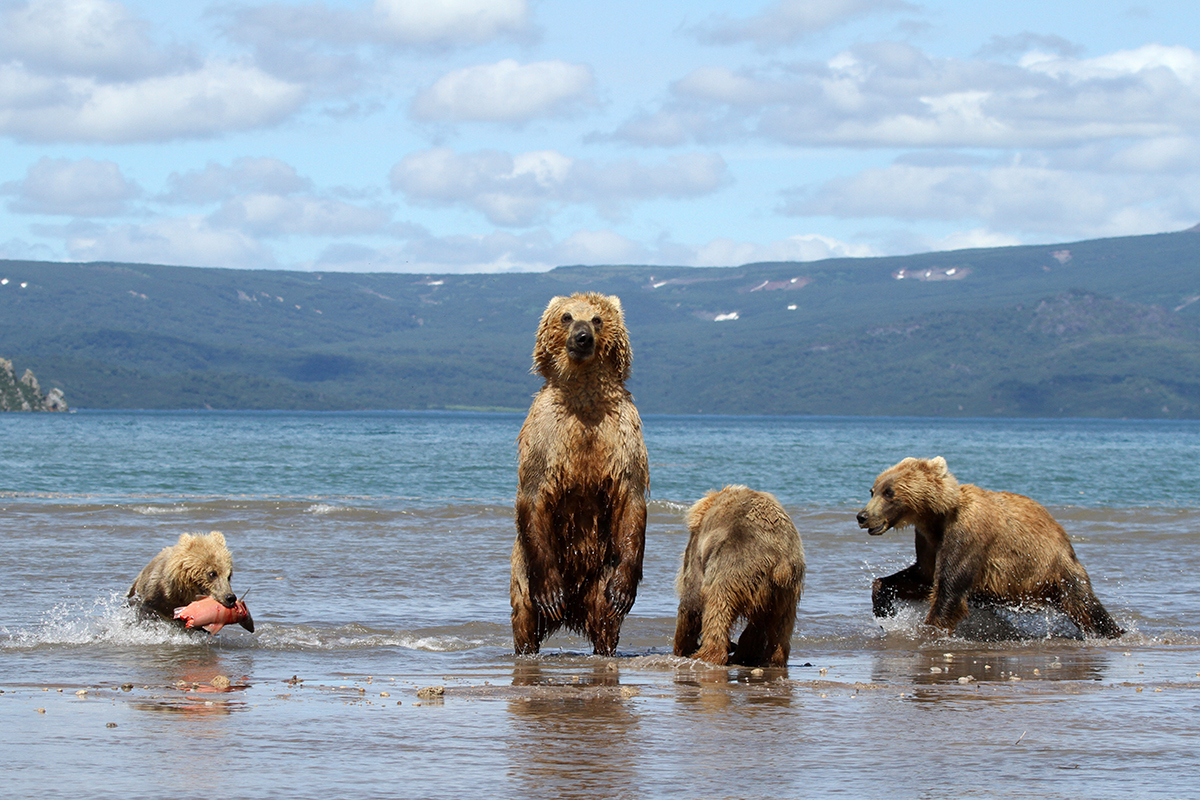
(511, 592), (542, 655)
(673, 600), (703, 658)
(733, 599), (795, 668)
(693, 589), (736, 665)
(582, 580), (622, 656)
(1057, 576), (1124, 639)
(586, 611), (622, 656)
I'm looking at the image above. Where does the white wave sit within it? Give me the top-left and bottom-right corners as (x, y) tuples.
(0, 593), (213, 649)
(252, 624), (487, 652)
(304, 503), (348, 515)
(130, 504), (194, 516)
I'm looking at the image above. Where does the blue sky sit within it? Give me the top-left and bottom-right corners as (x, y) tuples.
(1, 0), (1198, 273)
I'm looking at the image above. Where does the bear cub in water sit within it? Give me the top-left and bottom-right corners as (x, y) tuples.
(674, 486), (805, 667)
(128, 530), (253, 632)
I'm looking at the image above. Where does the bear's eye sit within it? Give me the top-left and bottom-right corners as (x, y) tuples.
(561, 313), (573, 324)
(208, 570), (218, 580)
(883, 488), (895, 500)
(591, 316), (602, 329)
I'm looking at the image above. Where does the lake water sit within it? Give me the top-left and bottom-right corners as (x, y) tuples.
(2, 411), (1198, 799)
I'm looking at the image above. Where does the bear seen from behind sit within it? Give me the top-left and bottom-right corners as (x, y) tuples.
(674, 485), (805, 667)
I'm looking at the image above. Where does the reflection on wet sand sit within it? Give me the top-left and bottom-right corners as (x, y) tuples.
(127, 650), (251, 718)
(511, 661), (622, 688)
(673, 662), (794, 710)
(870, 642), (1114, 691)
(506, 663), (642, 800)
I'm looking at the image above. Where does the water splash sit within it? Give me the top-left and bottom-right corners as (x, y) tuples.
(0, 593), (207, 649)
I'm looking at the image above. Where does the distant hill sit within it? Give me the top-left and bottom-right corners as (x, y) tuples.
(1, 228), (1198, 417)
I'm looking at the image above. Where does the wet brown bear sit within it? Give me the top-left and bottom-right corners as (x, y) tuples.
(674, 486), (805, 667)
(857, 457), (1122, 638)
(510, 292), (649, 656)
(128, 531), (253, 632)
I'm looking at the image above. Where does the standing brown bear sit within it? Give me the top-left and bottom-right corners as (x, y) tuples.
(857, 457), (1122, 638)
(128, 531), (254, 632)
(510, 293), (649, 656)
(674, 486), (805, 667)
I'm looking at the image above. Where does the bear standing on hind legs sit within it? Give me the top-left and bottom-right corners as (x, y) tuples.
(857, 456), (1123, 638)
(510, 293), (649, 656)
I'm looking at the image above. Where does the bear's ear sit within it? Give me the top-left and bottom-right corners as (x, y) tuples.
(532, 297), (569, 377)
(207, 530), (227, 547)
(599, 295), (632, 380)
(176, 532), (195, 547)
(929, 456), (949, 476)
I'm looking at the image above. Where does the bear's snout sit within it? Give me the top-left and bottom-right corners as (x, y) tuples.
(219, 591), (238, 608)
(857, 506), (889, 535)
(566, 320), (596, 361)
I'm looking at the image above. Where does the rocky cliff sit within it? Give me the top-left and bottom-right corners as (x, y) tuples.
(0, 358), (68, 411)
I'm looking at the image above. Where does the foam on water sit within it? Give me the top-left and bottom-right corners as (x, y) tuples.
(1, 593), (212, 649)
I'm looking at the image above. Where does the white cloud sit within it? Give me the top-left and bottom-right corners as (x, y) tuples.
(693, 233), (876, 266)
(1100, 136), (1200, 173)
(1021, 43), (1200, 84)
(0, 60), (306, 143)
(63, 217), (276, 269)
(371, 0), (531, 47)
(689, 0), (915, 50)
(161, 158), (313, 204)
(555, 229), (649, 265)
(0, 0), (183, 80)
(0, 2), (306, 143)
(312, 228), (563, 273)
(307, 226), (878, 274)
(390, 147), (730, 225)
(789, 159), (1198, 239)
(210, 194), (394, 237)
(2, 156), (140, 216)
(930, 228), (1023, 252)
(411, 59), (595, 124)
(616, 42), (1200, 149)
(218, 0), (533, 51)
(157, 157), (393, 237)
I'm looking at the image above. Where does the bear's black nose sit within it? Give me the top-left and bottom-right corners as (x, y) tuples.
(856, 511), (868, 525)
(572, 327), (593, 349)
(223, 592), (238, 607)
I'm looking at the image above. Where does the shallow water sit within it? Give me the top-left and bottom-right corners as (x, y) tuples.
(2, 412), (1199, 799)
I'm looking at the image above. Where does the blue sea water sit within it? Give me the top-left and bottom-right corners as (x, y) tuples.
(5, 410), (1196, 505)
(1, 411), (1198, 800)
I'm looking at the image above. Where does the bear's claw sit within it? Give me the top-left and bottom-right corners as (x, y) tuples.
(534, 589), (566, 620)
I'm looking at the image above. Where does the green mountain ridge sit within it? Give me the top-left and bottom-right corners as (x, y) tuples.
(2, 228), (1198, 417)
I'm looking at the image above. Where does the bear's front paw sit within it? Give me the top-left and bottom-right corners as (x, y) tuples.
(605, 578), (636, 618)
(533, 586), (566, 621)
